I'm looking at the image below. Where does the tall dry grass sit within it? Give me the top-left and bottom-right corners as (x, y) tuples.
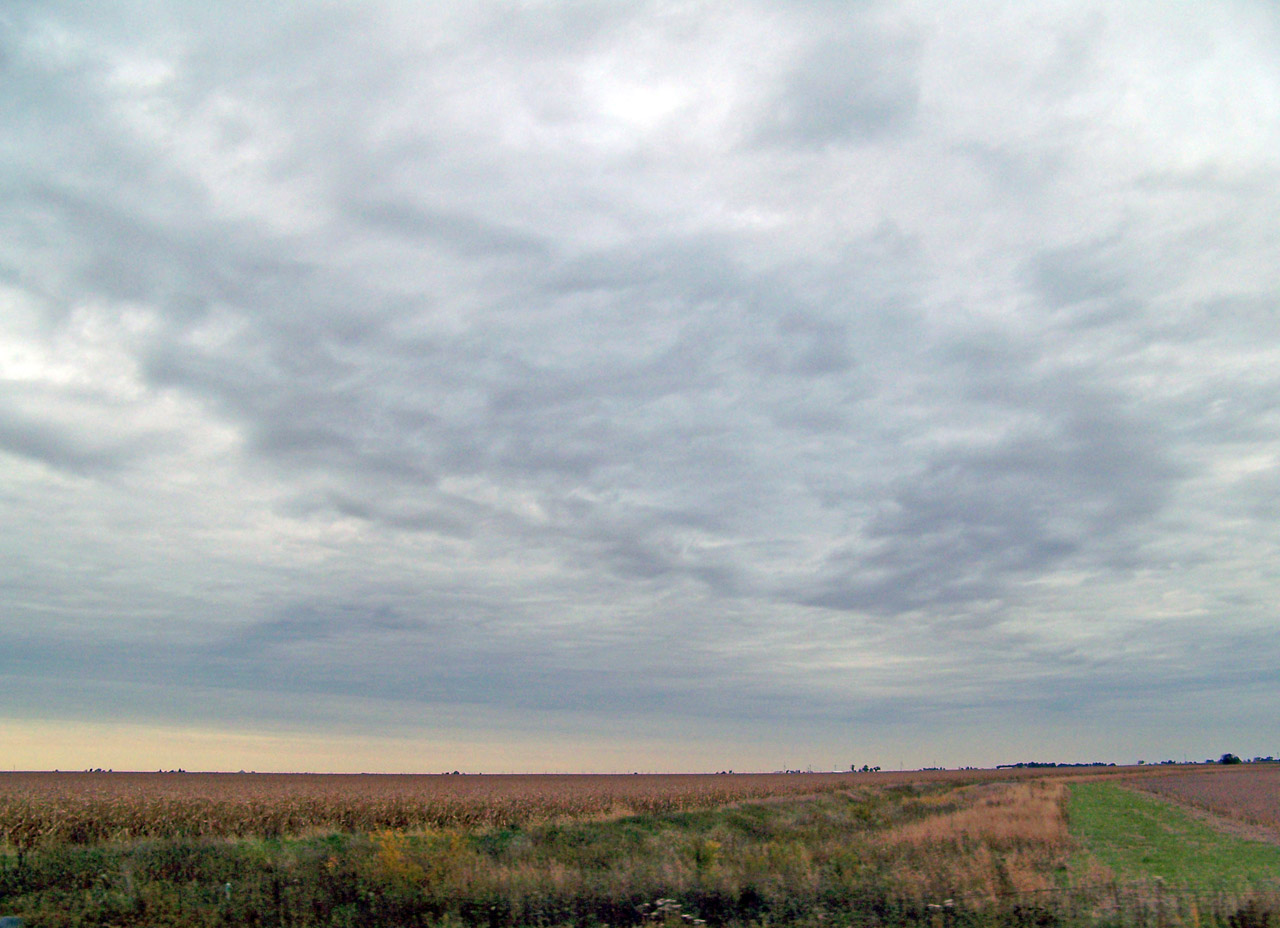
(868, 780), (1071, 903)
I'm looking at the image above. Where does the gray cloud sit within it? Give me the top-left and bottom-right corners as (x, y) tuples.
(754, 22), (921, 146)
(803, 348), (1178, 611)
(0, 405), (133, 475)
(2, 0), (1279, 769)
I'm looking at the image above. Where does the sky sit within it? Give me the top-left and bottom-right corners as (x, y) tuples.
(2, 0), (1279, 774)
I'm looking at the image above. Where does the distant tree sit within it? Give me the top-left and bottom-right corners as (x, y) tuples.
(1219, 753), (1242, 765)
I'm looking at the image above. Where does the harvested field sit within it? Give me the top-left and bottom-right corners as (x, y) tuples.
(0, 767), (1097, 847)
(1126, 764), (1280, 833)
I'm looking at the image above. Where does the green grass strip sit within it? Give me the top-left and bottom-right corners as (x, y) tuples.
(1067, 780), (1280, 890)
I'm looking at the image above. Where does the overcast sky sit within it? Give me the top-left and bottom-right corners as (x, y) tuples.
(3, 0), (1278, 773)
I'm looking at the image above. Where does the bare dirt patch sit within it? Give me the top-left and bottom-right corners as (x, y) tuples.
(1125, 764), (1280, 846)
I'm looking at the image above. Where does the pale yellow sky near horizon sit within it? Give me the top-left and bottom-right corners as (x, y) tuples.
(1, 718), (830, 774)
(4, 716), (1232, 774)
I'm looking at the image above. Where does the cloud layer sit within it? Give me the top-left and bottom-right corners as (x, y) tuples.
(3, 0), (1279, 770)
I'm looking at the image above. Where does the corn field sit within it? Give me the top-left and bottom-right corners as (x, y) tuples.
(0, 768), (1088, 848)
(0, 771), (852, 846)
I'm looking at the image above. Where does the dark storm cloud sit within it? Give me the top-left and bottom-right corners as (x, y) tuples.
(3, 0), (1279, 766)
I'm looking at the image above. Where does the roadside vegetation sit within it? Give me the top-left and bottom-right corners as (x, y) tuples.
(2, 768), (1278, 927)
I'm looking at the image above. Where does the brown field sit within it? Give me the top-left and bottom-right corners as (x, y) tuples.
(1126, 763), (1280, 832)
(0, 766), (1101, 848)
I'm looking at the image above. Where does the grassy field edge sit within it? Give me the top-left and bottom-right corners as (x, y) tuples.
(1066, 780), (1280, 891)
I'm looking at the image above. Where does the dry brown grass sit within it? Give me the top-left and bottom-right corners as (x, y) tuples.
(872, 780), (1072, 902)
(883, 780), (1069, 849)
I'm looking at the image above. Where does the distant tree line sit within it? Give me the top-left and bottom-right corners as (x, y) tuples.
(996, 761), (1115, 769)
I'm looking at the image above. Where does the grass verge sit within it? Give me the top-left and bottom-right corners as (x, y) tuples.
(1067, 780), (1280, 890)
